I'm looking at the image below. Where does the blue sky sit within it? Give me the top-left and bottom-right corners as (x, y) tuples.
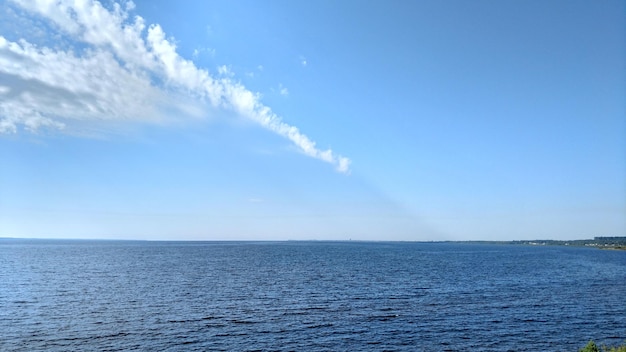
(0, 0), (624, 241)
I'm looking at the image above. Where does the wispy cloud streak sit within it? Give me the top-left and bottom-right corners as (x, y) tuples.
(0, 0), (350, 173)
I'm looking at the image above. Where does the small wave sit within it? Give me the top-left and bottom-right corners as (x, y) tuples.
(305, 322), (334, 329)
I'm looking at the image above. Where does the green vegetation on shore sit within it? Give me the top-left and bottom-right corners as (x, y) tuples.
(512, 236), (626, 250)
(580, 340), (626, 352)
(457, 236), (626, 250)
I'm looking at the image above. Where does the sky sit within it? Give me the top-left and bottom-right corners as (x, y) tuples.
(0, 0), (624, 241)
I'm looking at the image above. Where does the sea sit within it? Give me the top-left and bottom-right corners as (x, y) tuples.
(1, 240), (625, 351)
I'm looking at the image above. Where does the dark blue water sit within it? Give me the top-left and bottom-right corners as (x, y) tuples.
(1, 240), (625, 351)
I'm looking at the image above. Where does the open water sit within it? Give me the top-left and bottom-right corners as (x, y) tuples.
(1, 240), (625, 351)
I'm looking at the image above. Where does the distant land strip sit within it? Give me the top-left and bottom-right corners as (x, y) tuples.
(0, 237), (625, 249)
(454, 236), (626, 250)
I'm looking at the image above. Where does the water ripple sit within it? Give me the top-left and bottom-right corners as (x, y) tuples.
(1, 240), (625, 351)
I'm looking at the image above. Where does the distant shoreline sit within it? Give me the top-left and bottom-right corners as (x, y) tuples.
(448, 237), (626, 250)
(1, 236), (625, 249)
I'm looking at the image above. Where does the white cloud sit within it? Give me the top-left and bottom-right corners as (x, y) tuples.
(300, 56), (307, 67)
(1, 0), (350, 173)
(0, 36), (182, 133)
(192, 47), (216, 59)
(217, 65), (233, 77)
(278, 83), (289, 96)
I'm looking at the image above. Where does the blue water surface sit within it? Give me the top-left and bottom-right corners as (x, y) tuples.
(1, 240), (625, 351)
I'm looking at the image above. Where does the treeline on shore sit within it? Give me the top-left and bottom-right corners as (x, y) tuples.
(580, 340), (626, 352)
(512, 236), (626, 249)
(460, 236), (626, 249)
